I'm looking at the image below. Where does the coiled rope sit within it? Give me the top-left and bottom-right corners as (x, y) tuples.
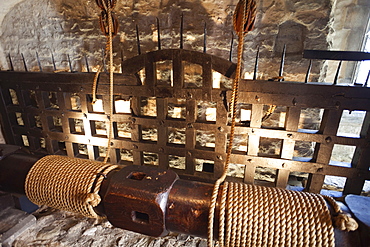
(207, 1), (357, 246)
(25, 155), (119, 218)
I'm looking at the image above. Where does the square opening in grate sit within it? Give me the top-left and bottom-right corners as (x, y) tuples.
(21, 135), (29, 147)
(87, 95), (104, 113)
(15, 112), (24, 126)
(258, 137), (282, 158)
(298, 108), (324, 134)
(120, 148), (133, 163)
(228, 103), (252, 126)
(362, 180), (370, 196)
(74, 143), (88, 159)
(156, 60), (173, 86)
(168, 98), (186, 119)
(22, 90), (38, 107)
(143, 152), (159, 166)
(195, 158), (214, 173)
(212, 70), (233, 89)
(8, 89), (19, 105)
(169, 155), (186, 170)
(141, 97), (157, 117)
(116, 122), (131, 139)
(33, 115), (42, 128)
(183, 61), (203, 88)
(227, 163), (245, 179)
(69, 118), (84, 134)
(322, 175), (346, 197)
(94, 146), (108, 161)
(261, 105), (286, 129)
(53, 140), (67, 155)
(168, 127), (186, 145)
(47, 116), (63, 132)
(90, 120), (107, 137)
(44, 92), (59, 110)
(288, 171), (309, 190)
(39, 137), (46, 149)
(330, 144), (356, 167)
(293, 141), (316, 161)
(115, 98), (131, 114)
(337, 110), (366, 138)
(254, 167), (277, 185)
(196, 130), (215, 150)
(70, 93), (81, 111)
(229, 133), (248, 154)
(141, 125), (157, 142)
(197, 101), (217, 123)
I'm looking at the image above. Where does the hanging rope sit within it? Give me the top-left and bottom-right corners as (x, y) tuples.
(207, 0), (256, 246)
(25, 155), (119, 218)
(93, 0), (119, 163)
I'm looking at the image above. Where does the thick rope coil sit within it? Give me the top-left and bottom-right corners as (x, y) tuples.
(218, 182), (336, 247)
(25, 155), (119, 219)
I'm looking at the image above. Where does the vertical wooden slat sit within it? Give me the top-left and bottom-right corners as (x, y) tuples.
(185, 99), (196, 174)
(215, 100), (228, 178)
(131, 96), (142, 166)
(307, 109), (342, 193)
(156, 98), (169, 169)
(275, 106), (300, 188)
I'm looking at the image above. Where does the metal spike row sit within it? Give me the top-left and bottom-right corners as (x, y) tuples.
(36, 52), (42, 72)
(305, 59), (312, 83)
(136, 24), (141, 55)
(156, 17), (161, 50)
(253, 46), (260, 80)
(333, 60), (342, 85)
(21, 53), (28, 72)
(364, 70), (370, 87)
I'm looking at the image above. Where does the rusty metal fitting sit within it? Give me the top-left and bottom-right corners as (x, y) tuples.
(104, 165), (179, 237)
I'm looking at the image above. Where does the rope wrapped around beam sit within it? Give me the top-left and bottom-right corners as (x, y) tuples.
(25, 155), (119, 219)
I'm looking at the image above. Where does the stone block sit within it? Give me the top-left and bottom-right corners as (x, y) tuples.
(0, 213), (36, 247)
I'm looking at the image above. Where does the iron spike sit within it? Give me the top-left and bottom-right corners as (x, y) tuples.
(229, 31), (234, 62)
(84, 54), (90, 73)
(180, 13), (184, 49)
(333, 60), (342, 85)
(21, 53), (28, 72)
(36, 52), (42, 72)
(51, 53), (57, 71)
(305, 59), (312, 83)
(136, 24), (141, 55)
(67, 54), (73, 72)
(278, 44), (286, 82)
(102, 47), (107, 73)
(203, 21), (207, 53)
(120, 49), (124, 73)
(7, 54), (14, 71)
(156, 17), (161, 50)
(253, 46), (260, 80)
(364, 70), (369, 87)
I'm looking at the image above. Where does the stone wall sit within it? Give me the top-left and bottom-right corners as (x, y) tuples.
(0, 0), (338, 82)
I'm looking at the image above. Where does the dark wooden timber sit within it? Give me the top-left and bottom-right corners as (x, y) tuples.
(304, 50), (370, 61)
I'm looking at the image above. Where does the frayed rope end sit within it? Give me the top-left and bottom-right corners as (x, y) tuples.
(333, 212), (358, 232)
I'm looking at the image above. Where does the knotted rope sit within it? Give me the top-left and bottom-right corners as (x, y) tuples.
(25, 155), (119, 218)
